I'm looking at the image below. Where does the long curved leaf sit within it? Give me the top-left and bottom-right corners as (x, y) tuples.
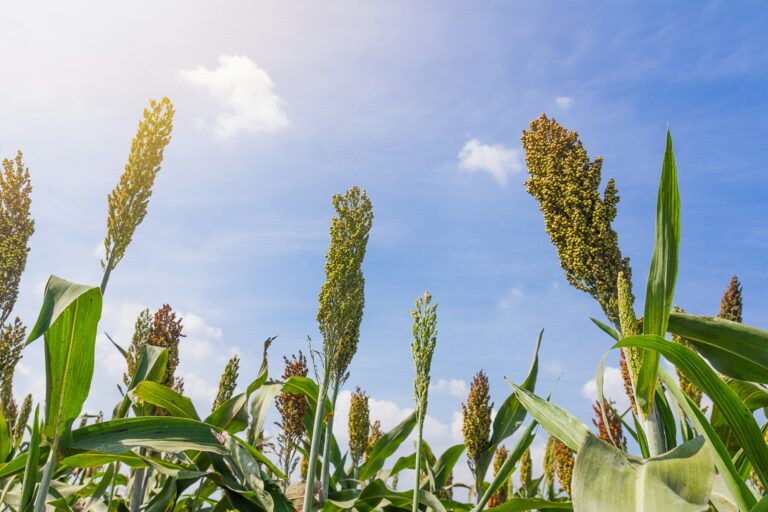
(358, 411), (417, 481)
(487, 499), (572, 511)
(28, 276), (102, 446)
(131, 381), (199, 419)
(658, 368), (756, 511)
(668, 312), (768, 383)
(69, 416), (226, 454)
(508, 384), (590, 452)
(618, 334), (768, 488)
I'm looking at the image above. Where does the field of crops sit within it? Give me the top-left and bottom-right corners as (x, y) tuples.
(1, 98), (768, 512)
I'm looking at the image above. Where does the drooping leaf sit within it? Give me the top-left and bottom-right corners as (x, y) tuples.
(19, 406), (41, 512)
(572, 435), (713, 512)
(508, 384), (590, 452)
(636, 131), (680, 413)
(131, 381), (200, 420)
(668, 312), (768, 383)
(69, 416), (227, 455)
(28, 276), (102, 446)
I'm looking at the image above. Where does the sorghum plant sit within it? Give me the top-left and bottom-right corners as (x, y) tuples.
(101, 97), (174, 294)
(410, 291), (437, 512)
(348, 386), (370, 474)
(719, 275), (742, 322)
(276, 352), (309, 488)
(213, 355), (240, 411)
(522, 114), (632, 329)
(304, 186), (373, 510)
(462, 370), (493, 501)
(488, 445), (509, 507)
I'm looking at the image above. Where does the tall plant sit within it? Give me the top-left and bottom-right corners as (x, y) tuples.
(410, 291), (438, 512)
(303, 186), (373, 511)
(101, 97), (174, 294)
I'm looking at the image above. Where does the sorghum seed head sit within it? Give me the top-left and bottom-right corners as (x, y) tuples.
(213, 355), (240, 411)
(719, 276), (743, 323)
(461, 370), (492, 461)
(348, 386), (370, 465)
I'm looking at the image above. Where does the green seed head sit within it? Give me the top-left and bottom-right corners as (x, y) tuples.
(519, 448), (532, 489)
(411, 291), (438, 420)
(213, 355), (240, 411)
(348, 386), (370, 465)
(317, 187), (373, 378)
(543, 436), (557, 489)
(123, 308), (152, 386)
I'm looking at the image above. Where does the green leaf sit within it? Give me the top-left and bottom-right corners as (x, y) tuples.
(358, 411), (417, 481)
(330, 479), (445, 512)
(115, 344), (168, 419)
(205, 337), (275, 434)
(61, 451), (145, 468)
(508, 384), (590, 452)
(668, 312), (768, 383)
(659, 368), (756, 511)
(28, 276), (102, 446)
(618, 334), (768, 489)
(572, 435), (713, 512)
(69, 416), (227, 454)
(432, 444), (465, 490)
(711, 380), (768, 455)
(19, 406), (40, 512)
(473, 421), (537, 512)
(247, 382), (282, 441)
(486, 498), (573, 511)
(590, 318), (620, 341)
(130, 381), (200, 419)
(637, 131), (680, 413)
(477, 331), (541, 483)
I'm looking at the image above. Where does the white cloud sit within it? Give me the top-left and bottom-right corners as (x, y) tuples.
(581, 365), (630, 412)
(555, 96), (574, 110)
(181, 54), (289, 138)
(430, 378), (468, 398)
(457, 139), (522, 187)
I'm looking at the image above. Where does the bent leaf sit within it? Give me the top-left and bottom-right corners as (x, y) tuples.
(508, 384), (590, 452)
(69, 416), (226, 454)
(618, 334), (768, 489)
(28, 276), (102, 447)
(668, 312), (768, 383)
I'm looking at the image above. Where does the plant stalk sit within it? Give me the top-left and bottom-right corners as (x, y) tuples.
(319, 378), (341, 504)
(301, 370), (330, 512)
(33, 449), (57, 512)
(412, 411), (424, 512)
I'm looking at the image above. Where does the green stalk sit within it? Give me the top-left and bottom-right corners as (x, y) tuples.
(301, 370), (330, 512)
(33, 450), (57, 512)
(412, 412), (424, 512)
(100, 254), (115, 295)
(643, 404), (665, 456)
(319, 378), (341, 503)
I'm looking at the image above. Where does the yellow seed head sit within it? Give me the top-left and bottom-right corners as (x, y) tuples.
(543, 436), (557, 489)
(555, 440), (575, 497)
(519, 448), (532, 489)
(461, 370), (492, 461)
(366, 419), (382, 462)
(103, 98), (174, 274)
(348, 386), (370, 465)
(489, 445), (509, 506)
(522, 115), (631, 327)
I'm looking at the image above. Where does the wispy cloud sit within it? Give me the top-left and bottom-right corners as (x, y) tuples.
(430, 378), (469, 397)
(555, 96), (574, 110)
(181, 54), (289, 138)
(458, 138), (522, 187)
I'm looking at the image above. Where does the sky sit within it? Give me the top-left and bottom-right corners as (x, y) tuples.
(2, 0), (768, 490)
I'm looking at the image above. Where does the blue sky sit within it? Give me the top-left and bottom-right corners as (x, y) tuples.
(2, 0), (767, 483)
